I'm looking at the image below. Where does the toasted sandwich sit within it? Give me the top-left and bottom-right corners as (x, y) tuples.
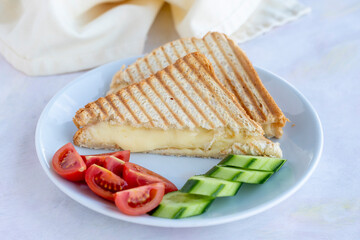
(109, 32), (287, 138)
(73, 52), (282, 158)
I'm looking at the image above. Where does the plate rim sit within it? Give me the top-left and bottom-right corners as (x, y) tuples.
(35, 57), (323, 228)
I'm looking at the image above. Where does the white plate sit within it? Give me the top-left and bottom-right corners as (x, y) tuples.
(35, 56), (323, 228)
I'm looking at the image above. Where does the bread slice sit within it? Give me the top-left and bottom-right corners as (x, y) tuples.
(74, 52), (282, 158)
(109, 32), (288, 138)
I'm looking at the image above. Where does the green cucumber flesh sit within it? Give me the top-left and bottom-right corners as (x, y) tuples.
(180, 175), (242, 197)
(205, 165), (273, 184)
(219, 155), (286, 172)
(150, 191), (214, 219)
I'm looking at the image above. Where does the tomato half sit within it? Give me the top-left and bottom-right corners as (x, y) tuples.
(114, 182), (165, 216)
(82, 156), (125, 177)
(81, 150), (130, 162)
(52, 143), (86, 181)
(123, 162), (177, 194)
(85, 164), (128, 201)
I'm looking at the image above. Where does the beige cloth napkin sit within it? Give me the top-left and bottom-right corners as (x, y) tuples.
(0, 0), (310, 76)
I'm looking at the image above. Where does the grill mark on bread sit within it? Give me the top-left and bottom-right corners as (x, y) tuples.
(155, 48), (171, 69)
(126, 68), (135, 83)
(189, 38), (229, 90)
(201, 38), (246, 113)
(115, 91), (141, 124)
(211, 33), (266, 121)
(190, 53), (249, 127)
(145, 78), (184, 127)
(126, 86), (155, 127)
(135, 63), (145, 80)
(144, 57), (155, 74)
(84, 103), (97, 119)
(204, 71), (250, 122)
(97, 98), (111, 121)
(170, 42), (181, 58)
(190, 38), (206, 57)
(105, 95), (125, 121)
(188, 53), (243, 125)
(179, 39), (191, 54)
(73, 109), (89, 128)
(94, 100), (107, 119)
(151, 52), (163, 69)
(160, 46), (172, 63)
(205, 34), (257, 120)
(199, 39), (231, 90)
(135, 83), (169, 126)
(162, 47), (201, 125)
(227, 35), (283, 123)
(227, 37), (279, 119)
(178, 56), (226, 126)
(154, 52), (164, 69)
(170, 60), (214, 128)
(173, 40), (188, 56)
(160, 68), (199, 127)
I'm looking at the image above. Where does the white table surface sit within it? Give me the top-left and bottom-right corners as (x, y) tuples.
(1, 1), (359, 239)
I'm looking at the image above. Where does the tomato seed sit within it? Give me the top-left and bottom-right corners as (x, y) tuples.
(128, 189), (152, 207)
(94, 174), (123, 193)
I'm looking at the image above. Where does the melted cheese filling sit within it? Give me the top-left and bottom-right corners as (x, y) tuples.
(86, 122), (255, 152)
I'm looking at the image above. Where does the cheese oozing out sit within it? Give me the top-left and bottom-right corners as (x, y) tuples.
(85, 122), (259, 153)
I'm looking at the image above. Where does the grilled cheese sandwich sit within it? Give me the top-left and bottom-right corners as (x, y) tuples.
(109, 32), (288, 138)
(73, 52), (282, 158)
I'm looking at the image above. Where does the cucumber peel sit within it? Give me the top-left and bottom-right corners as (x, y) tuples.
(219, 155), (286, 172)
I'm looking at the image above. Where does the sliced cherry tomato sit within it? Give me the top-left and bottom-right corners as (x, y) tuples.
(81, 150), (130, 162)
(85, 164), (128, 201)
(52, 143), (86, 181)
(123, 162), (177, 194)
(82, 156), (125, 177)
(114, 182), (165, 216)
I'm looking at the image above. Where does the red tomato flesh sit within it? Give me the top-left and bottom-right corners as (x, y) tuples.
(114, 182), (165, 216)
(52, 143), (86, 181)
(123, 162), (177, 194)
(85, 164), (128, 201)
(81, 150), (130, 162)
(82, 156), (125, 177)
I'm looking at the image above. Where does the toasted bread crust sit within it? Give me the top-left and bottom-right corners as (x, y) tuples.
(109, 32), (288, 138)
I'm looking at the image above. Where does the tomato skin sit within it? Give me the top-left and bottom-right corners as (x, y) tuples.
(52, 143), (86, 182)
(82, 156), (125, 177)
(114, 182), (165, 216)
(81, 150), (130, 162)
(85, 164), (128, 201)
(123, 162), (177, 194)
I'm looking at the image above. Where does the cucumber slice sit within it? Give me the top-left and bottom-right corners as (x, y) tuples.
(180, 175), (242, 197)
(219, 155), (286, 172)
(205, 165), (273, 184)
(150, 191), (214, 219)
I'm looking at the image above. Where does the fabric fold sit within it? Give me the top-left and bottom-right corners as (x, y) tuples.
(0, 0), (310, 76)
